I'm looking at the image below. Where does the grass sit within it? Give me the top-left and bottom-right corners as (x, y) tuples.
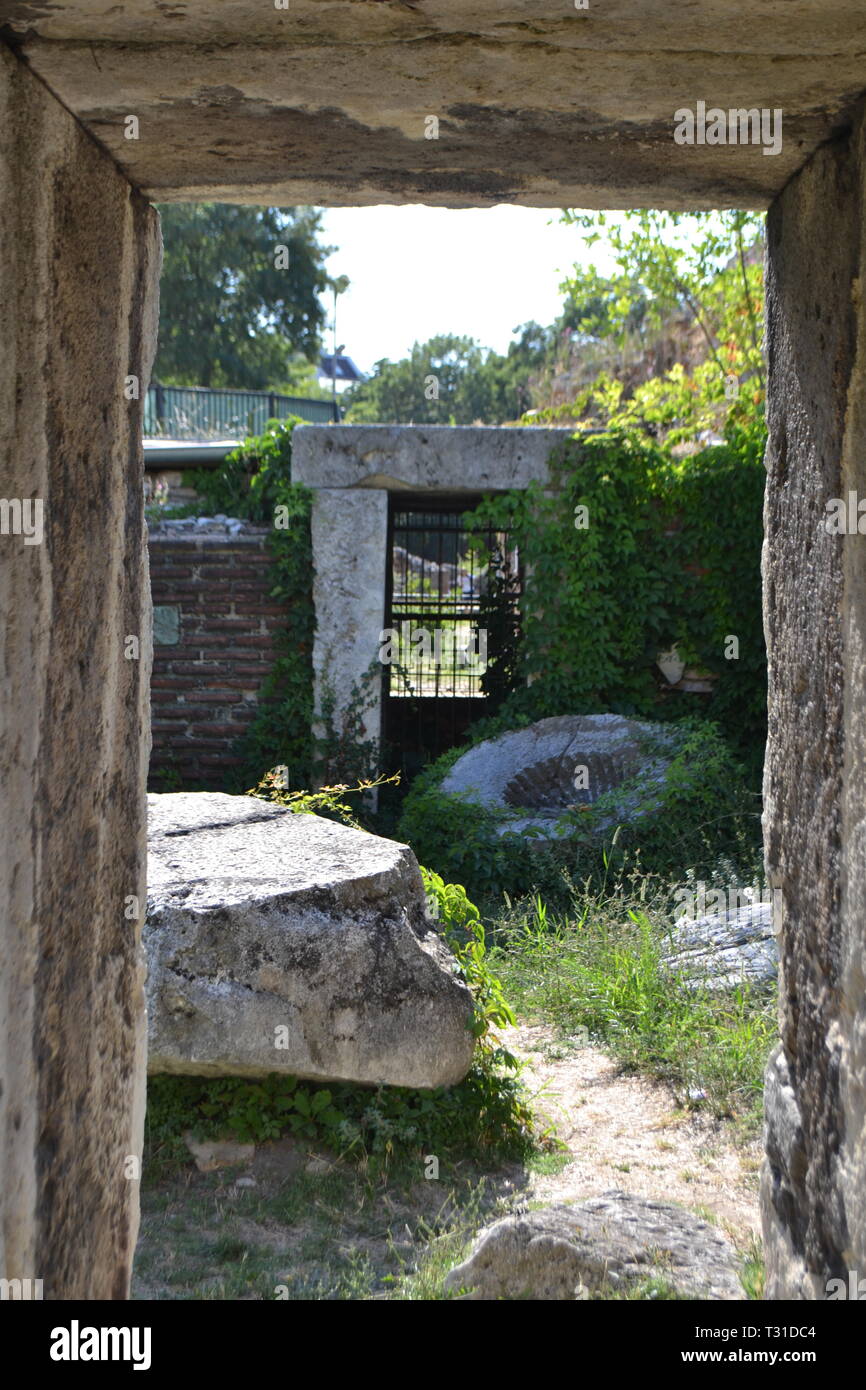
(134, 863), (771, 1300)
(740, 1233), (766, 1300)
(134, 1153), (763, 1300)
(133, 1158), (517, 1301)
(488, 880), (777, 1134)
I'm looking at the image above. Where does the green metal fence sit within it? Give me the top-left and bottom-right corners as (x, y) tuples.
(144, 384), (338, 438)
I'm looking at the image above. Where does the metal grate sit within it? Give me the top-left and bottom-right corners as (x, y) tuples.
(383, 498), (519, 769)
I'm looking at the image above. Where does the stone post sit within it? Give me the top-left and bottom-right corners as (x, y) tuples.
(761, 100), (866, 1299)
(309, 488), (388, 778)
(0, 42), (160, 1298)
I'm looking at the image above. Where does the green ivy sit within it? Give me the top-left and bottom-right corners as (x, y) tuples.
(556, 718), (760, 879)
(145, 1063), (541, 1174)
(180, 417), (765, 808)
(463, 421), (767, 770)
(420, 867), (516, 1047)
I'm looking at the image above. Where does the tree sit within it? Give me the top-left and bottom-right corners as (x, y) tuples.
(551, 210), (765, 441)
(154, 204), (335, 389)
(343, 328), (554, 425)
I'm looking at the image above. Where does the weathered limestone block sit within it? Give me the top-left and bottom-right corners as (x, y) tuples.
(445, 1191), (743, 1300)
(0, 42), (160, 1297)
(145, 793), (476, 1088)
(4, 2), (864, 208)
(661, 902), (778, 992)
(309, 486), (387, 763)
(761, 98), (866, 1299)
(292, 425), (570, 492)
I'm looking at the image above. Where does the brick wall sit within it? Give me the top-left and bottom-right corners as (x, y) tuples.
(147, 518), (283, 788)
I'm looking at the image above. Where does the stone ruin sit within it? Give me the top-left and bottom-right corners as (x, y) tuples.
(440, 714), (677, 838)
(146, 792), (475, 1089)
(2, 1), (866, 1300)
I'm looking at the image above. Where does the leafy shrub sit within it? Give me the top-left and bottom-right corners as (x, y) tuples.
(557, 718), (761, 882)
(246, 765), (399, 828)
(420, 867), (516, 1049)
(398, 719), (760, 907)
(397, 747), (536, 904)
(145, 1060), (541, 1176)
(185, 416), (296, 524)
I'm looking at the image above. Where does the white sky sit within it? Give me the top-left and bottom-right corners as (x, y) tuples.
(318, 205), (617, 376)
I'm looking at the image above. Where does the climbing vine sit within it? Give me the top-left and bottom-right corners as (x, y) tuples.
(464, 419), (766, 769)
(183, 416), (766, 799)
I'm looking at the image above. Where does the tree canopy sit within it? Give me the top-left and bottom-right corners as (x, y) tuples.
(343, 327), (553, 425)
(550, 210), (765, 441)
(153, 204), (765, 443)
(154, 204), (335, 390)
(343, 211), (765, 439)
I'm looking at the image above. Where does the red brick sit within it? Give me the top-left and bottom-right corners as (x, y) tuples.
(152, 581), (207, 596)
(231, 664), (270, 678)
(149, 565), (195, 580)
(150, 676), (188, 690)
(233, 603), (286, 617)
(153, 703), (215, 719)
(188, 691), (242, 704)
(162, 736), (223, 750)
(189, 721), (250, 737)
(223, 636), (275, 650)
(197, 587), (237, 597)
(188, 566), (238, 580)
(184, 617), (233, 632)
(149, 522), (287, 777)
(167, 661), (234, 677)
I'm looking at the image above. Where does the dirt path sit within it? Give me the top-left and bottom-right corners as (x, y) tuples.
(507, 1022), (762, 1250)
(133, 1024), (762, 1298)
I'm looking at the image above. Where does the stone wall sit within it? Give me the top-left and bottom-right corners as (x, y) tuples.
(0, 42), (160, 1297)
(148, 519), (283, 788)
(761, 99), (866, 1298)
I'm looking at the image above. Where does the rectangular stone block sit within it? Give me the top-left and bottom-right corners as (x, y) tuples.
(0, 41), (160, 1298)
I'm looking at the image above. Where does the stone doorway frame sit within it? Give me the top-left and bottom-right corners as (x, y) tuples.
(291, 424), (573, 773)
(4, 20), (866, 1299)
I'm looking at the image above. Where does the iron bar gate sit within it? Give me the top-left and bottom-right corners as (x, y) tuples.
(382, 495), (520, 776)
